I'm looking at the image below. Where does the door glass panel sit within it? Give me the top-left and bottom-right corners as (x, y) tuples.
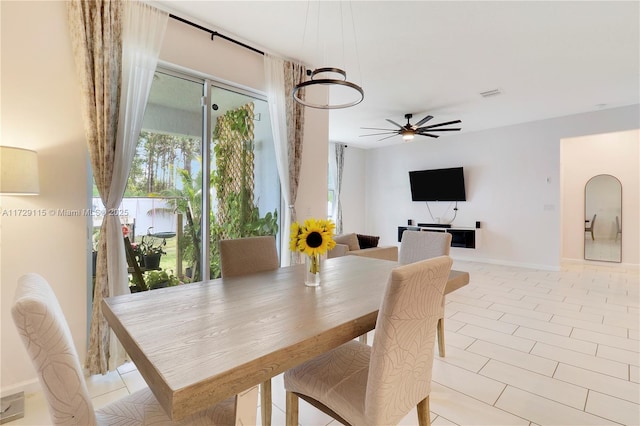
(112, 71), (204, 285)
(208, 86), (280, 278)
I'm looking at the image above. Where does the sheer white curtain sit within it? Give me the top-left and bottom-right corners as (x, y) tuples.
(106, 1), (168, 370)
(265, 54), (293, 265)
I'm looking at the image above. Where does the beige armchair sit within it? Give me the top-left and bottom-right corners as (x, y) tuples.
(284, 256), (453, 426)
(328, 232), (398, 261)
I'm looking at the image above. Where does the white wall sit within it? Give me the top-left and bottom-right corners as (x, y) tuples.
(1, 1), (88, 395)
(1, 2), (329, 396)
(356, 105), (639, 270)
(561, 130), (639, 265)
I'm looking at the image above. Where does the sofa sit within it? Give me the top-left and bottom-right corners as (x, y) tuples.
(328, 233), (398, 261)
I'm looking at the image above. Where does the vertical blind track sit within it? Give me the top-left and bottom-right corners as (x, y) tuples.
(169, 13), (265, 56)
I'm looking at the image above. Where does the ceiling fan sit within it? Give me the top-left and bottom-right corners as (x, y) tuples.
(360, 113), (462, 141)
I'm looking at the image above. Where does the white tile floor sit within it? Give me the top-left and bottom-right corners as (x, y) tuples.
(10, 260), (640, 425)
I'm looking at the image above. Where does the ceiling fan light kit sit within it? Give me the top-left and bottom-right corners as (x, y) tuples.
(360, 113), (462, 142)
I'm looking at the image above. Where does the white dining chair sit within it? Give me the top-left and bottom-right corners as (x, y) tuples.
(284, 256), (452, 426)
(219, 235), (279, 426)
(12, 273), (237, 425)
(400, 230), (452, 357)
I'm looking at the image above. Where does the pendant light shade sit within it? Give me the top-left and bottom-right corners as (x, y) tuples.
(292, 68), (364, 109)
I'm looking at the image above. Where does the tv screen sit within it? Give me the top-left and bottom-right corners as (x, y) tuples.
(409, 167), (466, 201)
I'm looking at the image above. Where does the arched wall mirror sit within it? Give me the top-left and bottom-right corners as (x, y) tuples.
(584, 174), (622, 262)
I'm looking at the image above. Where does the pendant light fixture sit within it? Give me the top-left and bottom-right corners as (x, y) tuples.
(292, 1), (364, 109)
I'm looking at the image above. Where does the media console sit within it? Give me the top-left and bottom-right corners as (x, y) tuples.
(397, 225), (477, 249)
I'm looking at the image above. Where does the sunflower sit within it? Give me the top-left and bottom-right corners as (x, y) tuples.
(289, 222), (301, 252)
(290, 217), (336, 256)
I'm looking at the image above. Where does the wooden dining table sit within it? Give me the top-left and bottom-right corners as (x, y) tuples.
(102, 255), (469, 422)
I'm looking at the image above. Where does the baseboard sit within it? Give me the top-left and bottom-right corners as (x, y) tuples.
(1, 379), (40, 399)
(451, 255), (561, 272)
(561, 257), (640, 270)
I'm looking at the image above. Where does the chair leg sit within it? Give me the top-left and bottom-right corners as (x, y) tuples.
(437, 318), (445, 357)
(417, 396), (431, 426)
(260, 380), (272, 426)
(286, 391), (299, 426)
(358, 333), (368, 345)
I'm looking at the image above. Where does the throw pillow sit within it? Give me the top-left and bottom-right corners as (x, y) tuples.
(333, 233), (360, 251)
(357, 234), (380, 249)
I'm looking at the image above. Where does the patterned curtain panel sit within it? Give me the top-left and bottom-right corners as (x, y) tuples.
(264, 55), (307, 266)
(68, 0), (123, 375)
(335, 143), (345, 234)
(283, 61), (307, 265)
(283, 61), (306, 225)
(68, 0), (167, 374)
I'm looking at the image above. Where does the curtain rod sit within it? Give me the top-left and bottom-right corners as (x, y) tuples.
(169, 14), (264, 56)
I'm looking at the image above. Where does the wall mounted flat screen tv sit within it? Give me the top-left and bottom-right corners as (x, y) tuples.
(409, 167), (466, 201)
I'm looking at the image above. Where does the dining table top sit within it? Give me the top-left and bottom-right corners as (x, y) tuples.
(102, 255), (469, 420)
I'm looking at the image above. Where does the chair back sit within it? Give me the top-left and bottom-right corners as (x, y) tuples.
(365, 255), (452, 425)
(12, 274), (97, 426)
(399, 230), (451, 265)
(219, 236), (279, 277)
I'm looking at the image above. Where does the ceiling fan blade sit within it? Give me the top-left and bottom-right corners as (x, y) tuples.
(417, 133), (439, 138)
(414, 115), (434, 127)
(385, 119), (404, 129)
(360, 132), (398, 137)
(378, 134), (400, 141)
(417, 128), (461, 132)
(360, 127), (398, 131)
(420, 120), (462, 129)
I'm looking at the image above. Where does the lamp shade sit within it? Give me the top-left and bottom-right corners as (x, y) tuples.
(0, 146), (40, 195)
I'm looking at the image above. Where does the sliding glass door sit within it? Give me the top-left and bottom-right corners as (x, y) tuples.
(91, 67), (281, 288)
(208, 85), (280, 278)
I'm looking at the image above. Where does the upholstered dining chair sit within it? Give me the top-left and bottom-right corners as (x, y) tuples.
(12, 273), (237, 425)
(284, 256), (453, 426)
(219, 236), (279, 278)
(219, 235), (279, 426)
(399, 230), (452, 357)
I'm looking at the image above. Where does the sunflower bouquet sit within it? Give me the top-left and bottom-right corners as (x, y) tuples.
(290, 218), (336, 277)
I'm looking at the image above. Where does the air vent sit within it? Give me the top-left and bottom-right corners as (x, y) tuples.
(480, 88), (502, 98)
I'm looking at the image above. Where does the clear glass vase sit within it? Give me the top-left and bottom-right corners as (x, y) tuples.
(305, 253), (321, 287)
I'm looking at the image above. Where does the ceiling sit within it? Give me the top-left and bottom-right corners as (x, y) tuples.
(157, 1), (640, 149)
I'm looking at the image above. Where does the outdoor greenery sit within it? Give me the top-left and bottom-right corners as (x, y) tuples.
(92, 132), (200, 197)
(161, 103), (278, 280)
(98, 103), (278, 287)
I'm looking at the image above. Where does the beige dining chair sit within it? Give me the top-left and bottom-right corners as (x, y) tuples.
(219, 235), (279, 426)
(219, 236), (279, 278)
(399, 230), (452, 357)
(12, 273), (237, 425)
(284, 256), (453, 426)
